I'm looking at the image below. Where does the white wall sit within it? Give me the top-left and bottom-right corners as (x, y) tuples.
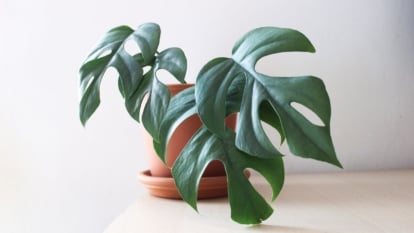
(1, 0), (413, 232)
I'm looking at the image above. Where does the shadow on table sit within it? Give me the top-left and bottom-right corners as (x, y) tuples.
(247, 224), (322, 233)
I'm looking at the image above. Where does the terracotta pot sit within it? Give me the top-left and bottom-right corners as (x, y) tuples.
(138, 83), (243, 199)
(144, 83), (237, 178)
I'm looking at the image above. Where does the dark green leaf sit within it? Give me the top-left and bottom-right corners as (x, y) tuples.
(140, 48), (188, 140)
(79, 55), (111, 126)
(232, 26), (315, 64)
(172, 128), (284, 224)
(258, 75), (341, 166)
(195, 26), (341, 167)
(259, 101), (285, 143)
(110, 50), (143, 99)
(79, 23), (187, 133)
(130, 23), (160, 64)
(142, 76), (170, 140)
(124, 71), (152, 122)
(195, 58), (238, 138)
(158, 87), (284, 224)
(157, 86), (197, 162)
(85, 25), (134, 62)
(79, 24), (161, 125)
(155, 47), (187, 83)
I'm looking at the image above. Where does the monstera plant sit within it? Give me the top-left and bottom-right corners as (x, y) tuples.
(79, 22), (342, 224)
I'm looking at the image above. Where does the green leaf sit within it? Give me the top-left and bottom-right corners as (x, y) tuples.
(194, 58), (238, 138)
(156, 86), (197, 162)
(141, 48), (187, 140)
(123, 70), (152, 122)
(142, 75), (170, 140)
(79, 55), (111, 125)
(259, 101), (285, 143)
(130, 23), (161, 65)
(84, 26), (135, 62)
(258, 75), (341, 167)
(157, 81), (241, 163)
(110, 49), (143, 99)
(158, 87), (284, 224)
(79, 23), (187, 134)
(79, 23), (161, 126)
(232, 26), (315, 64)
(172, 128), (284, 224)
(155, 47), (187, 83)
(195, 27), (341, 167)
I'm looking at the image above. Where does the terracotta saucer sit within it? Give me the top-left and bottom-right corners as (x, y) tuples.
(137, 170), (250, 200)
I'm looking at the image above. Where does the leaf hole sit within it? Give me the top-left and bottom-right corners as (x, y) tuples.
(225, 113), (238, 133)
(203, 160), (226, 177)
(142, 66), (151, 74)
(124, 39), (141, 56)
(290, 102), (325, 127)
(248, 169), (273, 202)
(255, 53), (316, 76)
(156, 69), (180, 84)
(261, 121), (283, 147)
(258, 101), (284, 147)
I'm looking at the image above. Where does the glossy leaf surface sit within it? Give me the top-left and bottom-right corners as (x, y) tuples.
(195, 27), (341, 167)
(141, 48), (187, 140)
(79, 23), (342, 225)
(173, 128), (284, 224)
(79, 24), (159, 125)
(79, 23), (187, 140)
(157, 87), (284, 224)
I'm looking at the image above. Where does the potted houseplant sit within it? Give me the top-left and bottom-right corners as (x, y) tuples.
(79, 22), (342, 224)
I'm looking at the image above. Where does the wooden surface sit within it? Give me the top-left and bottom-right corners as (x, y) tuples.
(103, 170), (414, 233)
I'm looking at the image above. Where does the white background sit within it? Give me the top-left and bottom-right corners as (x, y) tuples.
(1, 0), (413, 232)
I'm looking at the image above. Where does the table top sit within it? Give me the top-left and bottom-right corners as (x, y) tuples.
(103, 169), (414, 233)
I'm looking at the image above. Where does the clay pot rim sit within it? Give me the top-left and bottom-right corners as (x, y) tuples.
(166, 83), (193, 93)
(137, 169), (229, 199)
(137, 169), (251, 199)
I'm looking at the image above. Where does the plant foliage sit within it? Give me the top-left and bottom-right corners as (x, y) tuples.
(155, 86), (284, 224)
(79, 22), (341, 225)
(79, 23), (186, 140)
(195, 27), (341, 167)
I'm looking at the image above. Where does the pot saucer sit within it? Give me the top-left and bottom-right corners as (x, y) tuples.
(138, 170), (250, 200)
